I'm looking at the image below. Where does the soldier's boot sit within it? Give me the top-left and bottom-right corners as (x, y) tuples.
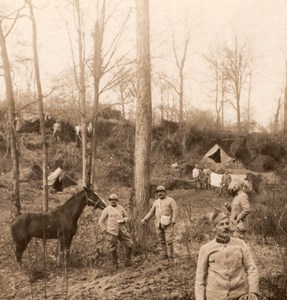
(160, 243), (168, 260)
(111, 251), (118, 269)
(167, 244), (174, 260)
(124, 248), (132, 267)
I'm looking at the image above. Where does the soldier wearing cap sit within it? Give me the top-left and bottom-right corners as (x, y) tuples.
(227, 179), (251, 239)
(141, 185), (179, 260)
(218, 169), (232, 196)
(195, 210), (259, 300)
(99, 193), (133, 268)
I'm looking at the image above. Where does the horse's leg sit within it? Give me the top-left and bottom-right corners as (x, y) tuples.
(64, 235), (74, 264)
(15, 236), (31, 263)
(58, 237), (65, 265)
(59, 235), (73, 266)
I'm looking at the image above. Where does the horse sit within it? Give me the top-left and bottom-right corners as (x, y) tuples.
(10, 186), (106, 264)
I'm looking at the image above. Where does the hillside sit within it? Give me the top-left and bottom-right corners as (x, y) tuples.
(0, 123), (287, 299)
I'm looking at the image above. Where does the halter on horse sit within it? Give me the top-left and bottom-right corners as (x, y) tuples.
(11, 186), (106, 264)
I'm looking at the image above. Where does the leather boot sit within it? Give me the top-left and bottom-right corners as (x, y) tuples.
(125, 248), (132, 267)
(167, 244), (174, 259)
(160, 243), (168, 260)
(111, 251), (118, 269)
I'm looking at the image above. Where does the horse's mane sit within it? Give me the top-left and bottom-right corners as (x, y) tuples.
(52, 190), (85, 214)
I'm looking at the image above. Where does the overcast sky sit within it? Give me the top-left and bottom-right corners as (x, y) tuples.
(1, 0), (287, 127)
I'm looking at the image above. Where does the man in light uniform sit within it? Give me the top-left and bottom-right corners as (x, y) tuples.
(218, 169), (232, 196)
(195, 211), (259, 300)
(99, 193), (133, 268)
(141, 185), (178, 260)
(228, 179), (251, 239)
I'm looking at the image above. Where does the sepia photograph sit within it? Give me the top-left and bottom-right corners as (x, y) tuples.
(0, 0), (287, 299)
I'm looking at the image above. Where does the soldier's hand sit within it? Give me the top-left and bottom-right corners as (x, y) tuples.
(239, 293), (258, 300)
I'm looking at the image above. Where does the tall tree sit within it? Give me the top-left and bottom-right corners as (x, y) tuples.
(134, 0), (152, 209)
(89, 0), (105, 186)
(171, 28), (191, 123)
(26, 0), (49, 212)
(222, 35), (251, 132)
(156, 28), (191, 123)
(204, 48), (228, 129)
(88, 0), (133, 185)
(74, 0), (88, 186)
(273, 96), (282, 134)
(246, 70), (252, 133)
(0, 16), (21, 217)
(283, 60), (287, 134)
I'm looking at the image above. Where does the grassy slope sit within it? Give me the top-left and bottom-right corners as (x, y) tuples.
(0, 133), (285, 299)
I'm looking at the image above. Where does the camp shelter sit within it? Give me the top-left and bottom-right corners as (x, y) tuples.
(48, 167), (77, 191)
(248, 155), (276, 173)
(201, 144), (235, 172)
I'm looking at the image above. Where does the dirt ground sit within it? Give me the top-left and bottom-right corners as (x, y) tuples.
(0, 182), (285, 300)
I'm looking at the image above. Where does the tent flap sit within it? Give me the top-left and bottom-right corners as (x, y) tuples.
(201, 144), (234, 172)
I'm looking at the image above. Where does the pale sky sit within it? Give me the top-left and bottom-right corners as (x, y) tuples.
(1, 0), (287, 127)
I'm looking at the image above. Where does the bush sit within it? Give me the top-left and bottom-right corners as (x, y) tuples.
(249, 187), (287, 298)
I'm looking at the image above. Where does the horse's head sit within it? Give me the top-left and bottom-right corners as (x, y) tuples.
(84, 186), (106, 210)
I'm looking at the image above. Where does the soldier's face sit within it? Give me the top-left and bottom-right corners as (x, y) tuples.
(109, 199), (118, 206)
(232, 183), (242, 195)
(214, 218), (231, 239)
(157, 191), (166, 199)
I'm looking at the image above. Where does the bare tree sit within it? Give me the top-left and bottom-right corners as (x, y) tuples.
(171, 28), (191, 123)
(134, 0), (152, 209)
(222, 35), (252, 132)
(88, 0), (105, 186)
(26, 0), (49, 212)
(283, 60), (287, 134)
(0, 9), (22, 217)
(204, 48), (229, 129)
(113, 63), (136, 120)
(246, 70), (252, 133)
(273, 96), (282, 134)
(74, 0), (88, 186)
(156, 28), (191, 123)
(88, 0), (133, 185)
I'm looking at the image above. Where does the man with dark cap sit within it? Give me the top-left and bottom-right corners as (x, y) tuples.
(195, 210), (259, 300)
(141, 185), (178, 260)
(99, 193), (133, 268)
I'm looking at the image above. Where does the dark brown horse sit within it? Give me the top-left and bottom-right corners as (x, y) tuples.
(11, 187), (106, 264)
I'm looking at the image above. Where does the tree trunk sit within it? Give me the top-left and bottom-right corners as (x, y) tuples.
(179, 69), (184, 123)
(134, 0), (152, 210)
(75, 0), (87, 186)
(27, 0), (49, 212)
(284, 60), (287, 134)
(0, 22), (21, 217)
(247, 71), (252, 133)
(89, 0), (105, 186)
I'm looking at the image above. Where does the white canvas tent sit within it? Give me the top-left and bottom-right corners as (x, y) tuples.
(201, 144), (235, 172)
